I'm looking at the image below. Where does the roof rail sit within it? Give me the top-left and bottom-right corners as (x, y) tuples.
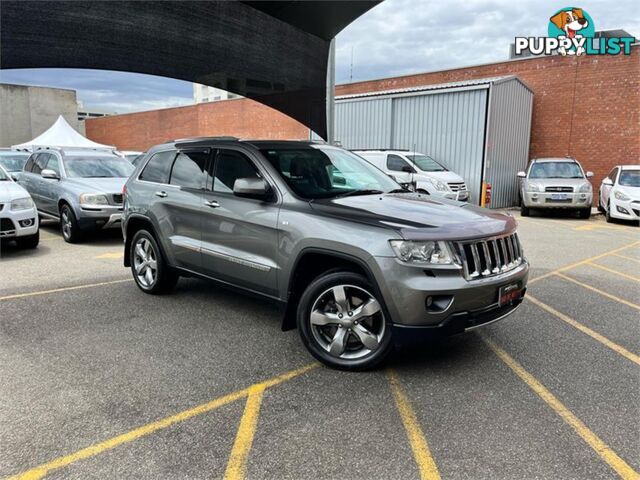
(350, 148), (410, 152)
(171, 136), (239, 143)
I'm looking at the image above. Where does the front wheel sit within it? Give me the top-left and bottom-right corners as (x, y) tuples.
(16, 229), (39, 249)
(60, 204), (83, 243)
(520, 204), (530, 217)
(578, 208), (591, 219)
(130, 229), (178, 294)
(296, 271), (393, 370)
(605, 202), (614, 223)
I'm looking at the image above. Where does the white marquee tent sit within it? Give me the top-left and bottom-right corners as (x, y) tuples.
(12, 115), (115, 151)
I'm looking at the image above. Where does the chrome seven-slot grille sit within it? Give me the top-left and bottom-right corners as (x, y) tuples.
(451, 233), (523, 280)
(448, 182), (467, 192)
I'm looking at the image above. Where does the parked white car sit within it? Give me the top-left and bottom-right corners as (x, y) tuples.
(353, 150), (469, 201)
(0, 165), (39, 248)
(598, 165), (640, 224)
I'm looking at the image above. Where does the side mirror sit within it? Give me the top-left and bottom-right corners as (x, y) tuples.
(233, 177), (271, 200)
(586, 171), (594, 178)
(401, 165), (415, 173)
(602, 178), (613, 186)
(41, 169), (59, 180)
(517, 171), (526, 178)
(10, 173), (19, 181)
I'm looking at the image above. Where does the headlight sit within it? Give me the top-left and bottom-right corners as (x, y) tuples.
(526, 183), (542, 192)
(614, 190), (631, 201)
(430, 178), (448, 192)
(10, 197), (35, 211)
(578, 183), (592, 193)
(389, 240), (454, 265)
(79, 193), (109, 205)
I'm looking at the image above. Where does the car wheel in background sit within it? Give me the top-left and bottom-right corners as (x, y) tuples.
(297, 271), (393, 371)
(605, 201), (614, 223)
(60, 204), (83, 243)
(578, 208), (591, 219)
(16, 229), (39, 249)
(130, 229), (178, 294)
(520, 204), (530, 217)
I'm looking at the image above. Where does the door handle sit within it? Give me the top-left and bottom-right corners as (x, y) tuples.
(155, 191), (168, 198)
(204, 200), (220, 208)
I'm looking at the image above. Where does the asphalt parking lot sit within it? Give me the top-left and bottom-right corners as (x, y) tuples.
(1, 213), (638, 480)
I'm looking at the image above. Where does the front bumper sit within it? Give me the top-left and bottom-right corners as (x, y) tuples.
(77, 204), (123, 230)
(369, 256), (529, 328)
(443, 190), (469, 202)
(522, 191), (592, 209)
(0, 207), (39, 238)
(610, 198), (640, 220)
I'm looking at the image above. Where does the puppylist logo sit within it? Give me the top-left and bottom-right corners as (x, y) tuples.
(514, 7), (635, 57)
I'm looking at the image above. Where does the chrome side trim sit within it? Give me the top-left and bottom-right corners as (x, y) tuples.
(201, 247), (272, 272)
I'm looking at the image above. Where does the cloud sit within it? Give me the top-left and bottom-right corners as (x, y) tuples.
(0, 0), (637, 109)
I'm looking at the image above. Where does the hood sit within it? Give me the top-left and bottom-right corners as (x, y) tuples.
(64, 177), (127, 194)
(0, 180), (32, 202)
(527, 178), (590, 189)
(416, 170), (465, 184)
(615, 185), (640, 200)
(310, 193), (516, 241)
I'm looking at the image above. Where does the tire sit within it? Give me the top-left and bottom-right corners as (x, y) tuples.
(520, 204), (530, 217)
(296, 271), (393, 371)
(129, 229), (178, 294)
(16, 229), (39, 249)
(578, 208), (591, 219)
(60, 204), (83, 243)
(605, 202), (613, 223)
(597, 197), (605, 213)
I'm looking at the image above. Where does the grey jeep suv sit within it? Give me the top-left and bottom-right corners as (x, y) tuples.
(123, 138), (529, 370)
(20, 148), (134, 242)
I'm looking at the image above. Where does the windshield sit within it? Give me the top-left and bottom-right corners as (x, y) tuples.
(619, 170), (640, 187)
(406, 154), (447, 172)
(0, 166), (9, 181)
(261, 146), (401, 199)
(529, 162), (583, 179)
(0, 153), (29, 172)
(64, 156), (135, 178)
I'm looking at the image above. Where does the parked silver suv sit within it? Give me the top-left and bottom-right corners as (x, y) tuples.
(20, 147), (134, 242)
(518, 157), (593, 218)
(123, 138), (529, 370)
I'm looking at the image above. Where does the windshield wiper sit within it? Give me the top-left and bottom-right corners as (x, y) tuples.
(337, 189), (384, 198)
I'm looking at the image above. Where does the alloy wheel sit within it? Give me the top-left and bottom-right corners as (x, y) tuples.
(133, 237), (158, 288)
(309, 284), (385, 360)
(61, 211), (73, 240)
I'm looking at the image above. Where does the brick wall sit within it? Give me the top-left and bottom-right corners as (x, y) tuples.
(86, 47), (639, 197)
(85, 97), (309, 151)
(336, 47), (639, 194)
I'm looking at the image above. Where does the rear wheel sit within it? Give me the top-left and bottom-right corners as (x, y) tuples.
(520, 204), (530, 217)
(605, 202), (614, 223)
(130, 229), (178, 294)
(16, 229), (39, 249)
(297, 271), (393, 370)
(60, 204), (83, 243)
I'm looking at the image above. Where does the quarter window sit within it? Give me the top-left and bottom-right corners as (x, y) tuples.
(140, 151), (176, 184)
(169, 150), (209, 189)
(387, 154), (410, 172)
(212, 149), (261, 194)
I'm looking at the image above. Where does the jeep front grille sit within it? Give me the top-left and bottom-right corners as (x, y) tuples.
(451, 233), (523, 280)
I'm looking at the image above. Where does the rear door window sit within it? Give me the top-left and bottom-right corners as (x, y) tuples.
(169, 150), (209, 189)
(139, 151), (176, 184)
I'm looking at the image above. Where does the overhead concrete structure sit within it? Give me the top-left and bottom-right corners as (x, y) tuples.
(0, 0), (380, 140)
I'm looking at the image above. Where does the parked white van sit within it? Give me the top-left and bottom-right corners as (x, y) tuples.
(353, 150), (469, 201)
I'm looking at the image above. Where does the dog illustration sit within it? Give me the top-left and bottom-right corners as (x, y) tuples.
(550, 8), (589, 56)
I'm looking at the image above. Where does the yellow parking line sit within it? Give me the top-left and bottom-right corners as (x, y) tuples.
(526, 295), (640, 365)
(555, 273), (640, 311)
(483, 336), (639, 480)
(529, 240), (640, 284)
(387, 369), (441, 480)
(223, 384), (266, 480)
(0, 279), (132, 302)
(587, 262), (640, 282)
(8, 363), (318, 480)
(613, 253), (640, 264)
(94, 251), (124, 259)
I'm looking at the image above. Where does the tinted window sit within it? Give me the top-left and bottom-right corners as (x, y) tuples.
(32, 153), (50, 175)
(213, 149), (260, 194)
(45, 155), (61, 176)
(170, 150), (208, 189)
(387, 154), (410, 172)
(140, 151), (176, 184)
(24, 154), (37, 172)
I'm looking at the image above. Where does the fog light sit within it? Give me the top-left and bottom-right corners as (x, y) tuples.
(616, 205), (630, 215)
(19, 218), (34, 227)
(425, 295), (454, 313)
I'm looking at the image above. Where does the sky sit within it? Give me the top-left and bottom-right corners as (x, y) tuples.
(1, 0), (637, 114)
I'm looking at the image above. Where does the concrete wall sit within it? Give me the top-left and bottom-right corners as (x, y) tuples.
(0, 83), (80, 147)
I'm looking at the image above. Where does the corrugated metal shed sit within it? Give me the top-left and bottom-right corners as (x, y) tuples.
(334, 76), (533, 207)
